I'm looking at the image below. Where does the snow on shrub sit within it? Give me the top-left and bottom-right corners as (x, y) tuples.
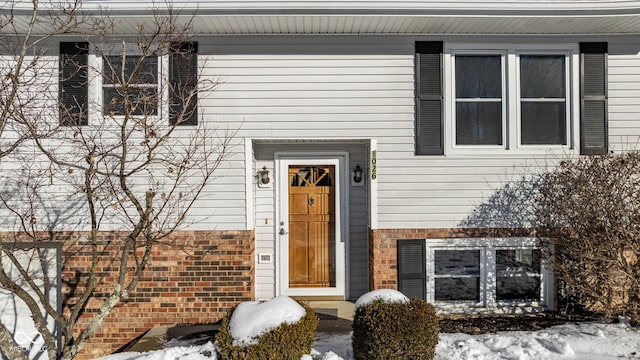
(354, 289), (409, 308)
(352, 291), (438, 360)
(228, 295), (306, 346)
(216, 296), (318, 360)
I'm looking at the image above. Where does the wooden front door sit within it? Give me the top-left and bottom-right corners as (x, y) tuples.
(288, 165), (336, 288)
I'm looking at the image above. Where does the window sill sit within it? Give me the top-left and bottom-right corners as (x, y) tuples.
(443, 146), (579, 158)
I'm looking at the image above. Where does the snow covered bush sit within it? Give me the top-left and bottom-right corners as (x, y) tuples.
(215, 296), (318, 360)
(352, 290), (439, 360)
(536, 151), (640, 323)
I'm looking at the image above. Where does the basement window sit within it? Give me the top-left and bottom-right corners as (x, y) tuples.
(426, 237), (551, 309)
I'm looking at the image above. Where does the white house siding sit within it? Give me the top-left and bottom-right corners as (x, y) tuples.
(609, 39), (640, 151)
(3, 34), (640, 298)
(198, 36), (532, 230)
(195, 34), (640, 233)
(197, 35), (414, 298)
(184, 147), (248, 230)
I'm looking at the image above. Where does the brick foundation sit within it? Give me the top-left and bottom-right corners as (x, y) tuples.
(368, 228), (535, 291)
(58, 230), (255, 359)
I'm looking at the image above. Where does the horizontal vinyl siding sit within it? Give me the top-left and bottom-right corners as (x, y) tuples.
(200, 37), (574, 231)
(5, 36), (640, 233)
(608, 44), (640, 150)
(201, 53), (414, 141)
(200, 47), (413, 250)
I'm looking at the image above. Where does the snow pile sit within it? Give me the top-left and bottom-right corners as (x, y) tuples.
(434, 321), (640, 360)
(229, 295), (305, 346)
(354, 289), (408, 308)
(93, 341), (217, 360)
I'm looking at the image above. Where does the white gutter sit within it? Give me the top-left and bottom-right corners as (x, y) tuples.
(9, 0), (640, 16)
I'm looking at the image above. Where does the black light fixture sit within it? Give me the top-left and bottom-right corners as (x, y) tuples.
(258, 166), (270, 185)
(353, 165), (363, 183)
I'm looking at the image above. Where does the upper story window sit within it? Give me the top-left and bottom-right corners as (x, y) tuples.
(59, 41), (198, 126)
(454, 55), (504, 146)
(447, 45), (575, 154)
(102, 55), (159, 116)
(414, 41), (610, 156)
(519, 55), (567, 145)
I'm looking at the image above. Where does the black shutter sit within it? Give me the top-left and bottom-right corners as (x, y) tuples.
(397, 239), (426, 300)
(59, 42), (88, 126)
(580, 42), (608, 155)
(415, 42), (444, 155)
(169, 42), (198, 126)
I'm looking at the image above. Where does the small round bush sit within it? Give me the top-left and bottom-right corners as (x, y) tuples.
(216, 300), (318, 360)
(352, 298), (439, 360)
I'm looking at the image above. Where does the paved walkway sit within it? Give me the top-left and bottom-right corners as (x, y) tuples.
(123, 301), (354, 353)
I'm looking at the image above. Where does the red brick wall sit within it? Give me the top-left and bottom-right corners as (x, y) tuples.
(368, 228), (534, 291)
(60, 230), (255, 359)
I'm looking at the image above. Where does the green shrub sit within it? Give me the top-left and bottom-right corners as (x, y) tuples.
(352, 299), (439, 360)
(215, 301), (318, 360)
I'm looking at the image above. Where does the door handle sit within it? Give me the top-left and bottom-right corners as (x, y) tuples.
(279, 228), (288, 235)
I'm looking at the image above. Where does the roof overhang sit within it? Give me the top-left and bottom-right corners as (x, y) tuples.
(6, 0), (640, 35)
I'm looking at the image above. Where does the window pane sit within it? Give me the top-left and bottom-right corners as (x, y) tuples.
(521, 102), (566, 145)
(456, 102), (502, 145)
(497, 276), (540, 301)
(435, 278), (480, 301)
(103, 54), (159, 116)
(103, 88), (158, 116)
(496, 249), (542, 301)
(435, 250), (480, 275)
(520, 55), (565, 98)
(104, 55), (158, 85)
(496, 249), (541, 274)
(455, 56), (502, 98)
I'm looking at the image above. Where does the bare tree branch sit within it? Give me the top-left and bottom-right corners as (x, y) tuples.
(0, 2), (231, 358)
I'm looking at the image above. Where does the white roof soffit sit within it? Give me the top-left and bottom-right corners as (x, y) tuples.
(6, 0), (640, 35)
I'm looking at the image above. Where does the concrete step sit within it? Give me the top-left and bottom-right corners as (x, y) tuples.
(121, 301), (355, 353)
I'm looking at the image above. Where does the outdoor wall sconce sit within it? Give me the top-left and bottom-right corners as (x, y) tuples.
(258, 166), (271, 188)
(351, 165), (365, 187)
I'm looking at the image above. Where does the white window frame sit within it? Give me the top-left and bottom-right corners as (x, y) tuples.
(450, 50), (508, 151)
(426, 237), (553, 312)
(88, 44), (166, 123)
(431, 246), (487, 306)
(515, 50), (572, 149)
(444, 43), (580, 156)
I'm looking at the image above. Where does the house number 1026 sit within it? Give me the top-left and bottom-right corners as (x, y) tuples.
(371, 150), (377, 180)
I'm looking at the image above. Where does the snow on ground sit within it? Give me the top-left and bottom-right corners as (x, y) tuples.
(94, 321), (640, 360)
(435, 321), (640, 360)
(94, 294), (639, 360)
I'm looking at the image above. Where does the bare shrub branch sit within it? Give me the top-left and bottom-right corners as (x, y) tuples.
(536, 152), (640, 322)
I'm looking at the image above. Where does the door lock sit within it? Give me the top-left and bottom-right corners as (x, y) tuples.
(279, 228), (288, 235)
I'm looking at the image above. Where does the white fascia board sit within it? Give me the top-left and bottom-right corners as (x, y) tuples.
(14, 1), (640, 16)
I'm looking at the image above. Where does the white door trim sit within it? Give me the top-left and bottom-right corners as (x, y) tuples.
(275, 152), (348, 298)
